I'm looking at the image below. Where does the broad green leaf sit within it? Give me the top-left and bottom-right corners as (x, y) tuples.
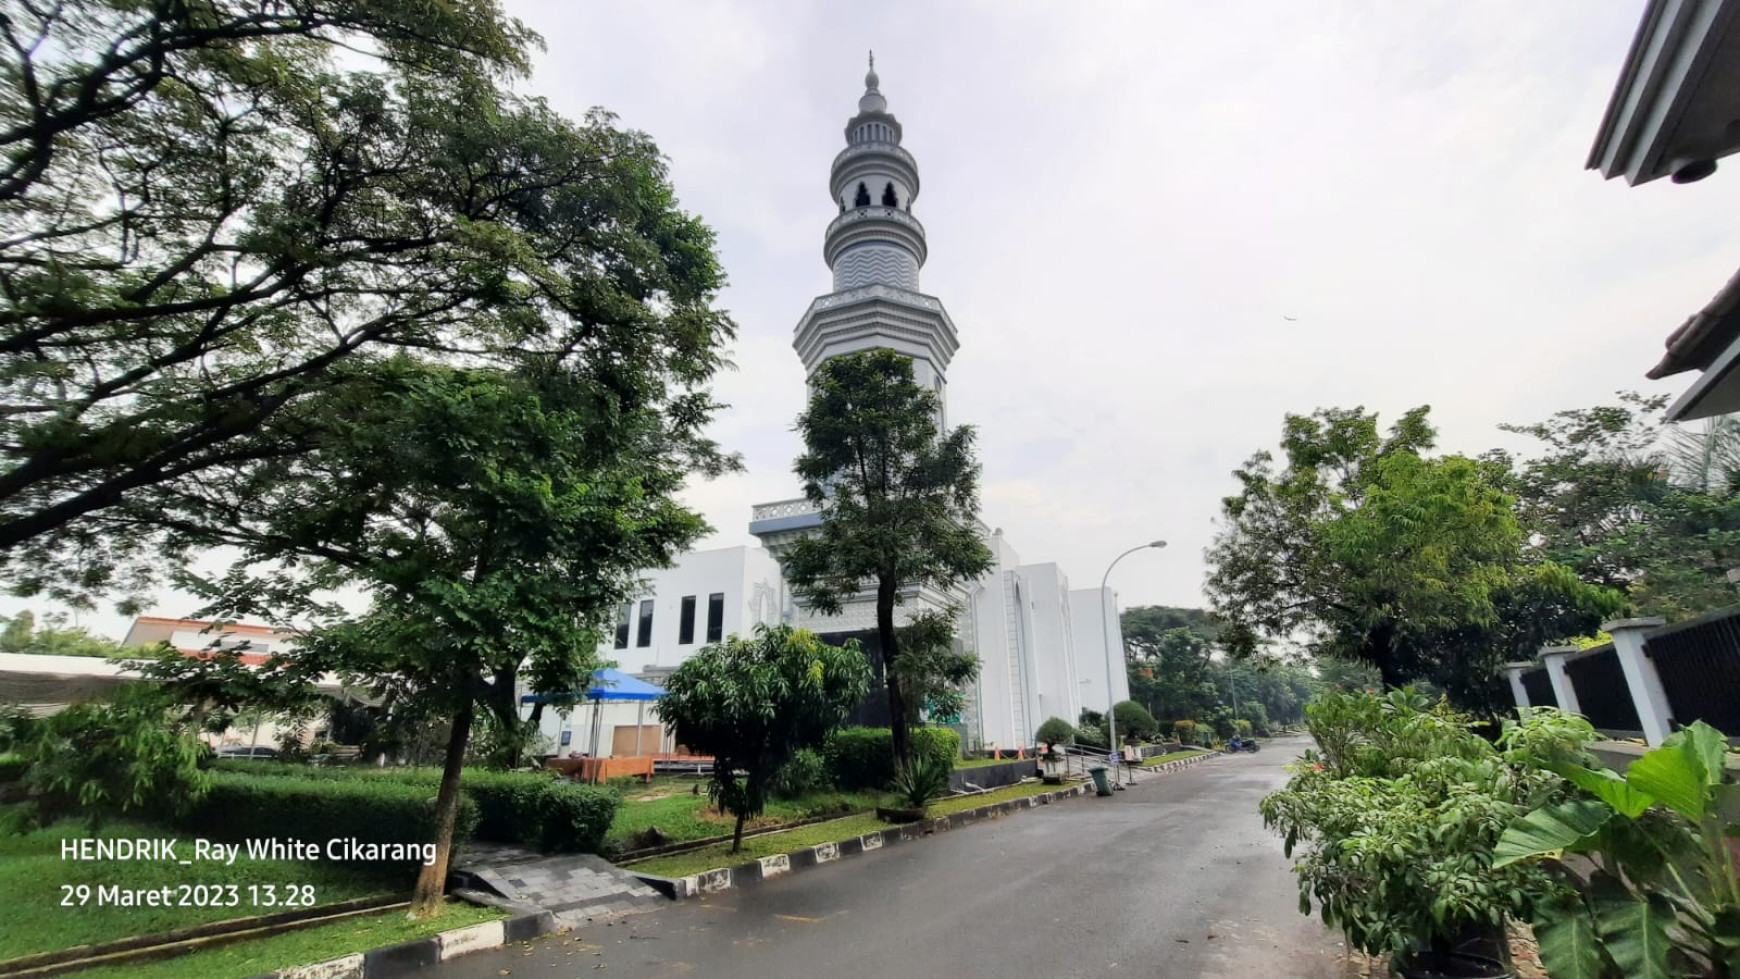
(1626, 740), (1711, 820)
(1534, 902), (1611, 979)
(1553, 762), (1655, 819)
(1493, 799), (1614, 867)
(1671, 720), (1730, 790)
(1591, 883), (1678, 979)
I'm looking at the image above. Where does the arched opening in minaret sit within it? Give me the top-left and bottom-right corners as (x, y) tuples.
(881, 182), (898, 207)
(854, 182), (870, 207)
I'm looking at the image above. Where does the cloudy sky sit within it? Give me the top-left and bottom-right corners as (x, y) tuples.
(503, 0), (1737, 615)
(29, 0), (1740, 639)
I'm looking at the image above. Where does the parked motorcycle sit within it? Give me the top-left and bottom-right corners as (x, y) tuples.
(1223, 735), (1261, 754)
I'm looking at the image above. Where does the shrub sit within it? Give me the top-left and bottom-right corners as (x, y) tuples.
(1154, 719), (1175, 741)
(193, 761), (616, 853)
(889, 755), (951, 810)
(1111, 701), (1158, 742)
(1261, 688), (1577, 969)
(175, 772), (479, 863)
(1034, 717), (1075, 746)
(1172, 719), (1196, 742)
(0, 752), (28, 783)
(1073, 724), (1107, 749)
(27, 687), (209, 831)
(459, 770), (618, 853)
(768, 747), (833, 799)
(825, 726), (959, 790)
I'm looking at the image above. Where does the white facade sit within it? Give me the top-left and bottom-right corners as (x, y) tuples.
(532, 60), (1130, 758)
(1069, 587), (1131, 716)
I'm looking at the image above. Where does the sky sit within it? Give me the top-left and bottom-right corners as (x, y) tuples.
(23, 0), (1740, 640)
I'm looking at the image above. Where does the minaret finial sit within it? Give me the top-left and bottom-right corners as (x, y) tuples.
(869, 50), (875, 72)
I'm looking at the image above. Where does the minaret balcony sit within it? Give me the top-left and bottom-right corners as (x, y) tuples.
(824, 207), (927, 268)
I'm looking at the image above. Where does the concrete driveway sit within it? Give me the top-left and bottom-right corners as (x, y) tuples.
(432, 737), (1349, 979)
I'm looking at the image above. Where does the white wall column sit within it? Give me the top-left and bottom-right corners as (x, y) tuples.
(1603, 617), (1673, 746)
(1539, 645), (1583, 715)
(1499, 662), (1533, 710)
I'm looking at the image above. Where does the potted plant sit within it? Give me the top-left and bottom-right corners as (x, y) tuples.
(1494, 719), (1739, 979)
(1262, 689), (1574, 978)
(879, 755), (949, 823)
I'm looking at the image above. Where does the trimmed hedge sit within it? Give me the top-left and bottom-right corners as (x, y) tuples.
(460, 770), (617, 853)
(825, 726), (960, 791)
(193, 763), (618, 853)
(173, 772), (480, 864)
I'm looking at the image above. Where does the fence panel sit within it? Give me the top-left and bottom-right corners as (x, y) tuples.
(1564, 648), (1641, 735)
(1644, 606), (1740, 735)
(1520, 668), (1556, 708)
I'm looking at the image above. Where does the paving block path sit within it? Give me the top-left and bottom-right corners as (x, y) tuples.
(454, 843), (667, 925)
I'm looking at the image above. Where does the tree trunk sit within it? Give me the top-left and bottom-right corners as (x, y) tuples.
(409, 696), (474, 918)
(877, 575), (909, 767)
(731, 809), (746, 854)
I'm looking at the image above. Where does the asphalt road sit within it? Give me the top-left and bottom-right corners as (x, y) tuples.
(433, 738), (1348, 979)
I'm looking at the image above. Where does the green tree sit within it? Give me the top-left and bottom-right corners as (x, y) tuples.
(0, 0), (562, 611)
(0, 610), (32, 652)
(1034, 716), (1075, 745)
(1208, 406), (1617, 708)
(1499, 393), (1740, 620)
(176, 356), (728, 917)
(782, 350), (994, 767)
(1110, 700), (1158, 741)
(893, 608), (979, 729)
(659, 625), (872, 853)
(25, 685), (209, 833)
(1120, 605), (1223, 660)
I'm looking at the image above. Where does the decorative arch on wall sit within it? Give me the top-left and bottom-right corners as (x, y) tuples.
(854, 182), (871, 207)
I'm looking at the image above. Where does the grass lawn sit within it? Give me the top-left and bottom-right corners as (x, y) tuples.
(1137, 749), (1210, 767)
(625, 778), (1072, 879)
(607, 782), (888, 848)
(0, 810), (415, 961)
(72, 900), (503, 979)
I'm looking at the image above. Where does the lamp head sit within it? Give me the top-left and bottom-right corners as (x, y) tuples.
(1149, 540), (1168, 549)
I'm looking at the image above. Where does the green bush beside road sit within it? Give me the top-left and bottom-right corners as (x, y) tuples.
(824, 726), (960, 790)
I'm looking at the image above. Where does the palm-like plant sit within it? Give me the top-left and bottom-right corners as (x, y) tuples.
(1664, 416), (1740, 495)
(889, 755), (951, 811)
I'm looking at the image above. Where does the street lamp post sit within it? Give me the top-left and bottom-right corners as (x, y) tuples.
(1100, 539), (1166, 785)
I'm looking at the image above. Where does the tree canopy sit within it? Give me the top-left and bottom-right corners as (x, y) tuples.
(0, 1), (744, 613)
(1496, 392), (1740, 620)
(658, 624), (872, 852)
(782, 349), (993, 766)
(1206, 406), (1619, 712)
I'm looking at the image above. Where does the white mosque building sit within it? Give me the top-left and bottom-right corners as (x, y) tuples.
(529, 60), (1128, 758)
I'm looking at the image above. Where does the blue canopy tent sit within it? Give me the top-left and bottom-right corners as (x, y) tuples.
(521, 668), (666, 757)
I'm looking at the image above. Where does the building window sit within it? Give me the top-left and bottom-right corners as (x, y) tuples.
(854, 182), (870, 207)
(882, 182), (897, 206)
(706, 593), (725, 643)
(678, 596), (697, 645)
(614, 604), (630, 649)
(636, 599), (654, 648)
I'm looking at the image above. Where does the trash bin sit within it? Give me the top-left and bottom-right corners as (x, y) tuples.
(1089, 765), (1112, 796)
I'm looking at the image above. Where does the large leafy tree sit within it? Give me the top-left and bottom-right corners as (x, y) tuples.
(141, 64), (738, 916)
(782, 350), (994, 766)
(1207, 406), (1618, 710)
(659, 624), (872, 853)
(1498, 393), (1740, 620)
(0, 0), (581, 608)
(170, 356), (728, 917)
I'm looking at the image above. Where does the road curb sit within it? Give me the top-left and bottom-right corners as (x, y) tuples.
(632, 751), (1217, 901)
(248, 906), (557, 979)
